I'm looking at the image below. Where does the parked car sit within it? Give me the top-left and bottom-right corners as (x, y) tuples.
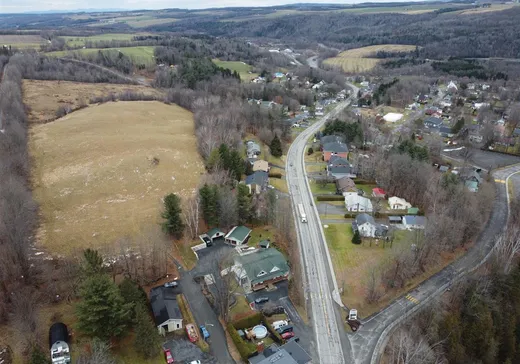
(276, 325), (293, 335)
(189, 361), (201, 364)
(272, 320), (289, 331)
(164, 349), (174, 364)
(199, 325), (210, 340)
(348, 309), (358, 321)
(255, 297), (269, 304)
(164, 281), (178, 288)
(281, 331), (295, 340)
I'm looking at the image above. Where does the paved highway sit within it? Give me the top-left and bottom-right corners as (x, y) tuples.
(286, 84), (359, 364)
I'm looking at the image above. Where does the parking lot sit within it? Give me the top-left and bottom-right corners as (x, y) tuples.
(163, 338), (217, 364)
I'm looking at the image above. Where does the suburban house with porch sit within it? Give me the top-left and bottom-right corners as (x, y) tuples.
(246, 171), (269, 194)
(233, 247), (290, 292)
(225, 225), (252, 246)
(253, 159), (270, 173)
(424, 116), (443, 129)
(352, 213), (387, 238)
(246, 140), (261, 159)
(344, 192), (373, 212)
(327, 155), (356, 179)
(150, 286), (183, 336)
(388, 196), (412, 210)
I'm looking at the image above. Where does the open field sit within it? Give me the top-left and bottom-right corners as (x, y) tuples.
(88, 15), (178, 28)
(30, 101), (204, 255)
(45, 46), (156, 66)
(323, 44), (417, 72)
(0, 34), (47, 48)
(457, 3), (517, 14)
(212, 59), (258, 81)
(23, 80), (164, 123)
(61, 33), (149, 47)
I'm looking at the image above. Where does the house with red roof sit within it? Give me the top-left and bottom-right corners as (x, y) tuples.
(372, 188), (387, 198)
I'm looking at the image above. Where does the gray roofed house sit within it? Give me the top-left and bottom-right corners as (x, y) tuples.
(249, 340), (311, 364)
(402, 215), (426, 229)
(352, 213), (377, 238)
(424, 116), (443, 129)
(320, 134), (346, 146)
(246, 140), (261, 158)
(233, 248), (290, 292)
(245, 171), (269, 194)
(150, 286), (183, 335)
(328, 164), (356, 179)
(438, 126), (454, 137)
(336, 177), (357, 194)
(329, 155), (350, 167)
(323, 142), (348, 153)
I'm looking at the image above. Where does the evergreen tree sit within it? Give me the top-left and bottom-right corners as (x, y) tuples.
(245, 160), (253, 176)
(199, 184), (219, 227)
(352, 229), (362, 245)
(161, 193), (184, 238)
(206, 148), (221, 171)
(270, 134), (283, 158)
(30, 346), (50, 364)
(119, 278), (147, 323)
(229, 149), (245, 181)
(76, 274), (129, 340)
(237, 184), (252, 225)
(218, 144), (231, 170)
(452, 117), (465, 134)
(134, 302), (161, 359)
(83, 248), (104, 276)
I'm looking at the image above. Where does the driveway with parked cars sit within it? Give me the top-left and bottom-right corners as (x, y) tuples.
(246, 281), (314, 354)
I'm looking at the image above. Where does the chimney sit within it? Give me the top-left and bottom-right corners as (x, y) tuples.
(257, 341), (265, 353)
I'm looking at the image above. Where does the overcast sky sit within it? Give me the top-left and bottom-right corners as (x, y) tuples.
(0, 0), (419, 14)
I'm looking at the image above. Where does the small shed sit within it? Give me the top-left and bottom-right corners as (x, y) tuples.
(225, 225), (252, 246)
(259, 240), (270, 249)
(388, 216), (402, 224)
(407, 207), (419, 215)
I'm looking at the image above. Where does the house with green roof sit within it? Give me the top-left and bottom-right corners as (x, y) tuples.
(224, 225), (252, 246)
(233, 248), (290, 292)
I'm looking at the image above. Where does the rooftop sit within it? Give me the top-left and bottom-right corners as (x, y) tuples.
(226, 225), (252, 242)
(323, 141), (348, 153)
(149, 286), (182, 327)
(356, 213), (375, 225)
(235, 248), (289, 286)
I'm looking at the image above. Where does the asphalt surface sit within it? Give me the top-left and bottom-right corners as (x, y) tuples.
(353, 163), (520, 364)
(285, 84), (359, 364)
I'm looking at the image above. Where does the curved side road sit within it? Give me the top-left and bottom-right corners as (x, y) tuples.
(286, 84), (359, 364)
(350, 165), (520, 364)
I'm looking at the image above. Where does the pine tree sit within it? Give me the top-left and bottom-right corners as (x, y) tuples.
(119, 278), (147, 323)
(229, 149), (245, 181)
(237, 184), (252, 225)
(76, 274), (130, 340)
(199, 184), (219, 227)
(83, 248), (104, 276)
(134, 302), (161, 359)
(270, 134), (283, 158)
(218, 144), (231, 170)
(161, 193), (184, 238)
(352, 229), (362, 245)
(206, 148), (221, 171)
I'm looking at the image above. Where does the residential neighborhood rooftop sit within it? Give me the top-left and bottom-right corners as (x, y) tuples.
(226, 225), (252, 242)
(150, 286), (182, 327)
(235, 248), (289, 286)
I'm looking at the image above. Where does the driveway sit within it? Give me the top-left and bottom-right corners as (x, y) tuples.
(246, 281), (313, 355)
(163, 338), (216, 364)
(317, 203), (345, 216)
(176, 242), (235, 364)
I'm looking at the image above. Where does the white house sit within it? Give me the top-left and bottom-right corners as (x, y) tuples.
(402, 215), (426, 230)
(344, 192), (373, 212)
(150, 286), (183, 336)
(353, 213), (377, 238)
(447, 81), (458, 92)
(388, 196), (412, 210)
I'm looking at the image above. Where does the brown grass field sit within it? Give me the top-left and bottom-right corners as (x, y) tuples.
(29, 101), (204, 255)
(323, 44), (417, 72)
(23, 80), (164, 123)
(0, 34), (47, 48)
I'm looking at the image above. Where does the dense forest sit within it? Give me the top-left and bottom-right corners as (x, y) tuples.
(154, 7), (520, 59)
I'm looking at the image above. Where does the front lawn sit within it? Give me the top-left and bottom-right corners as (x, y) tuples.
(305, 163), (326, 173)
(229, 294), (254, 322)
(310, 181), (337, 195)
(269, 178), (289, 193)
(357, 184), (377, 197)
(248, 226), (276, 247)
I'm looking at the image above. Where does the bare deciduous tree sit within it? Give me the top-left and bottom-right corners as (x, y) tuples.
(182, 195), (201, 240)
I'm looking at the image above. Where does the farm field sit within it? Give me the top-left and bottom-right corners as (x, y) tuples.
(45, 46), (156, 66)
(323, 44), (417, 72)
(88, 15), (178, 28)
(30, 101), (204, 255)
(23, 79), (164, 123)
(212, 59), (258, 81)
(0, 34), (47, 48)
(61, 33), (149, 47)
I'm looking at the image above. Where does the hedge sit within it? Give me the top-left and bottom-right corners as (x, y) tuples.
(316, 195), (345, 201)
(264, 319), (283, 344)
(177, 294), (210, 352)
(227, 322), (258, 360)
(268, 172), (282, 179)
(352, 179), (375, 185)
(232, 311), (262, 330)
